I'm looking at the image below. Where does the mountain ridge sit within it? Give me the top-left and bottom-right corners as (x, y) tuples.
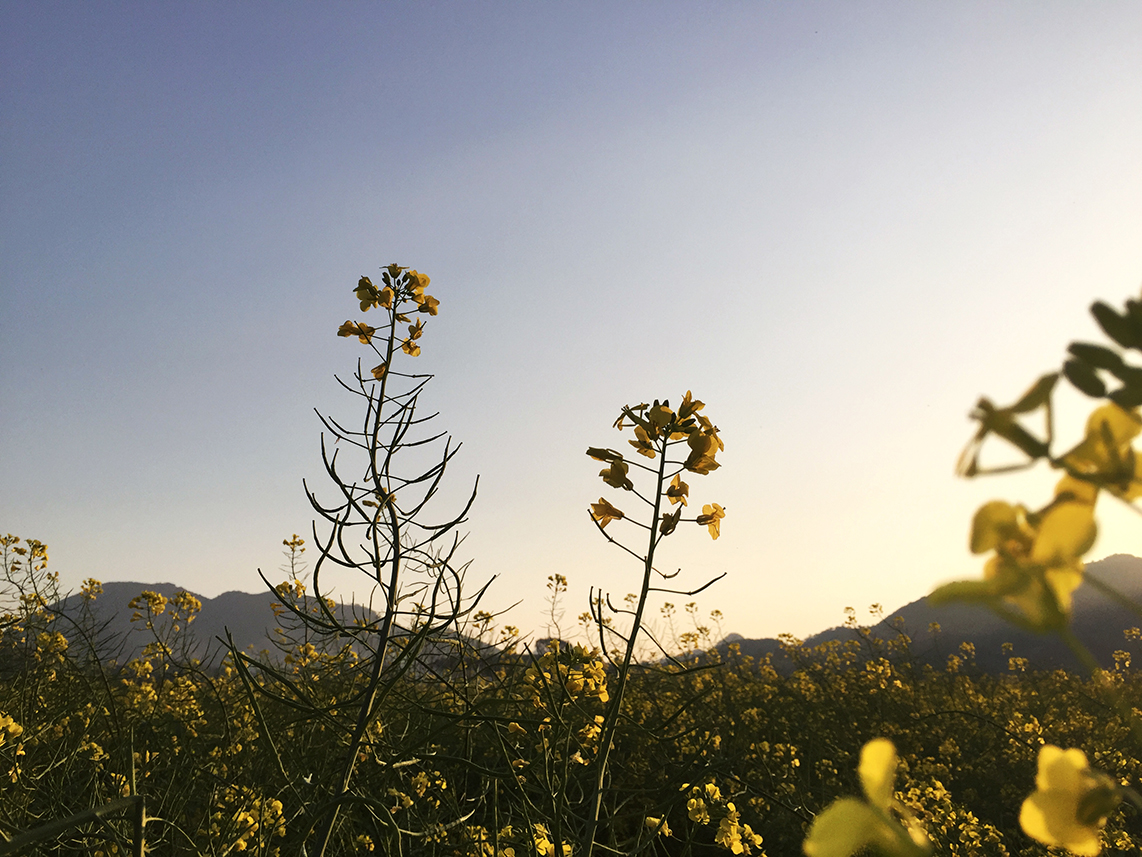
(46, 554), (1142, 672)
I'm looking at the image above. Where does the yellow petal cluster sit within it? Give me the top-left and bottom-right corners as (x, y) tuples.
(1020, 745), (1119, 856)
(930, 492), (1096, 631)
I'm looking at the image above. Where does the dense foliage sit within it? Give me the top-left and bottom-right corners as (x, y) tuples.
(1, 543), (1140, 855)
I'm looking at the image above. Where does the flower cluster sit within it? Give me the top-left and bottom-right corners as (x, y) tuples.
(524, 642), (610, 708)
(587, 391), (725, 540)
(338, 264), (439, 378)
(685, 781), (765, 855)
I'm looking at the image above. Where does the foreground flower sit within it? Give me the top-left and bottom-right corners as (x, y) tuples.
(1020, 745), (1120, 856)
(803, 739), (929, 857)
(928, 492), (1096, 631)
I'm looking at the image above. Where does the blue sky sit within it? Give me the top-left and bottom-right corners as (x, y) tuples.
(3, 2), (1142, 641)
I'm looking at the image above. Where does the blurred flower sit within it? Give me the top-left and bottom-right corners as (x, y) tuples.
(1020, 745), (1119, 856)
(803, 738), (929, 857)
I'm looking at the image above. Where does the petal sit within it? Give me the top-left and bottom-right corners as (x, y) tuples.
(858, 738), (898, 809)
(803, 799), (880, 857)
(1020, 792), (1101, 856)
(1085, 402), (1142, 447)
(1031, 502), (1096, 565)
(969, 501), (1018, 554)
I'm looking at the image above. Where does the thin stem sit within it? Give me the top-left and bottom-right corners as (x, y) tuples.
(583, 436), (671, 856)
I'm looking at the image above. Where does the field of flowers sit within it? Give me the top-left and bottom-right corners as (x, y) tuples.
(4, 267), (1141, 855)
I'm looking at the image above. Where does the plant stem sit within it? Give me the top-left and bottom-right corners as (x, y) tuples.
(583, 437), (670, 856)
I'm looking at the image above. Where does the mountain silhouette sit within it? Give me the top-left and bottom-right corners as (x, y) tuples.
(46, 554), (1142, 674)
(721, 554), (1142, 673)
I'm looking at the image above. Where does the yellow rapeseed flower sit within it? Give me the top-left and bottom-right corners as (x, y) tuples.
(696, 504), (725, 540)
(803, 739), (930, 857)
(1020, 745), (1119, 856)
(590, 498), (625, 529)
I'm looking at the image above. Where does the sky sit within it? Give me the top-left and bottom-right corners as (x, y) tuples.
(3, 2), (1142, 644)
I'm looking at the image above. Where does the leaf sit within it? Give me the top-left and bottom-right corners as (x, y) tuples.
(1063, 359), (1107, 398)
(1091, 301), (1142, 350)
(1068, 342), (1124, 371)
(1108, 385), (1142, 409)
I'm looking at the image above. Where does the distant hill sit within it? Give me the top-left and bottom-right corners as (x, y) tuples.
(721, 554), (1142, 673)
(49, 581), (382, 666)
(44, 555), (1142, 674)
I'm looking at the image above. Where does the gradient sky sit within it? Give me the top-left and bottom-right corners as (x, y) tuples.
(3, 2), (1142, 643)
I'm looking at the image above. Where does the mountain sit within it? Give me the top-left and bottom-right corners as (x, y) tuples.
(722, 554), (1142, 673)
(43, 554), (1142, 674)
(49, 581), (381, 667)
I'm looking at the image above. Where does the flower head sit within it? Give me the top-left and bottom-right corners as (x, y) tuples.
(696, 503), (725, 540)
(803, 739), (929, 857)
(338, 320), (377, 344)
(1020, 745), (1119, 856)
(590, 498), (625, 529)
(666, 474), (689, 506)
(599, 459), (634, 491)
(929, 493), (1096, 630)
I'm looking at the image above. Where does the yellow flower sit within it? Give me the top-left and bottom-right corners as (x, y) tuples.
(696, 504), (725, 540)
(402, 339), (421, 356)
(416, 294), (440, 315)
(590, 498), (625, 529)
(406, 269), (430, 296)
(629, 425), (657, 459)
(337, 320), (377, 344)
(666, 474), (689, 506)
(685, 431), (721, 474)
(803, 739), (929, 857)
(599, 460), (633, 491)
(586, 447), (624, 463)
(1020, 745), (1119, 856)
(354, 276), (377, 310)
(645, 816), (672, 837)
(687, 796), (709, 824)
(678, 390), (704, 419)
(929, 495), (1096, 630)
(647, 401), (675, 431)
